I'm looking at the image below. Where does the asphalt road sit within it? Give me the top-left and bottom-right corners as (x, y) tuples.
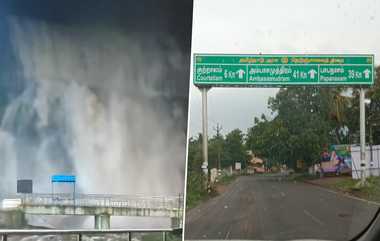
(185, 175), (379, 241)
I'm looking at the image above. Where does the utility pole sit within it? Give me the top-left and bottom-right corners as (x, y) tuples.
(213, 123), (223, 171)
(359, 88), (368, 186)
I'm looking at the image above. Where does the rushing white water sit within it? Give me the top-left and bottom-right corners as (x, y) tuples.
(0, 17), (187, 197)
(0, 130), (18, 194)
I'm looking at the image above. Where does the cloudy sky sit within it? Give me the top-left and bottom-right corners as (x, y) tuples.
(188, 0), (380, 137)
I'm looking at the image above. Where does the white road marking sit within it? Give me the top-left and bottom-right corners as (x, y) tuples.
(280, 191), (286, 197)
(225, 228), (231, 239)
(303, 209), (324, 226)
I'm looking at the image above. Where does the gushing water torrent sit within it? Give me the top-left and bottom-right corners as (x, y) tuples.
(1, 17), (187, 195)
(0, 6), (190, 229)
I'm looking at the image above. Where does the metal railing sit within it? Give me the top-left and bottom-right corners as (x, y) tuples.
(16, 193), (183, 211)
(0, 228), (179, 241)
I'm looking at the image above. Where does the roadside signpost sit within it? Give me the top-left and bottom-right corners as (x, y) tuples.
(17, 179), (33, 194)
(52, 175), (76, 183)
(194, 54), (374, 86)
(51, 174), (77, 209)
(194, 54), (375, 188)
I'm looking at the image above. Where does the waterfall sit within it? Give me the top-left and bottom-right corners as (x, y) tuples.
(0, 17), (187, 196)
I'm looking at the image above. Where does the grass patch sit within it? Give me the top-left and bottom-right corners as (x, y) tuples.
(332, 177), (357, 191)
(186, 172), (239, 210)
(331, 176), (380, 203)
(186, 190), (208, 210)
(287, 173), (319, 182)
(217, 173), (238, 185)
(186, 172), (208, 210)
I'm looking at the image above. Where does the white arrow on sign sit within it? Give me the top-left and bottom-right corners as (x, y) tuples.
(363, 69), (371, 79)
(308, 69), (317, 79)
(236, 69), (245, 79)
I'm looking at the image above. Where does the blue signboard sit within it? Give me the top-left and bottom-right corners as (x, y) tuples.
(51, 175), (76, 183)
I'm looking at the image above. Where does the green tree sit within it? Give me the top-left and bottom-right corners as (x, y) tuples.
(270, 87), (332, 166)
(187, 134), (203, 173)
(366, 66), (380, 145)
(224, 128), (247, 168)
(246, 116), (290, 167)
(208, 130), (224, 169)
(186, 134), (207, 208)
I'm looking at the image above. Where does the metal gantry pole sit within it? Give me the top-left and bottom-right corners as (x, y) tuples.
(360, 88), (367, 182)
(201, 87), (210, 190)
(370, 124), (374, 175)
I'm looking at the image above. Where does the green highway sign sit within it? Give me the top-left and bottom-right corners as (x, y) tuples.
(194, 54), (374, 86)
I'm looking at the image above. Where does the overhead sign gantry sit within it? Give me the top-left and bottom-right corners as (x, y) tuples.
(194, 53), (374, 188)
(194, 54), (374, 86)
